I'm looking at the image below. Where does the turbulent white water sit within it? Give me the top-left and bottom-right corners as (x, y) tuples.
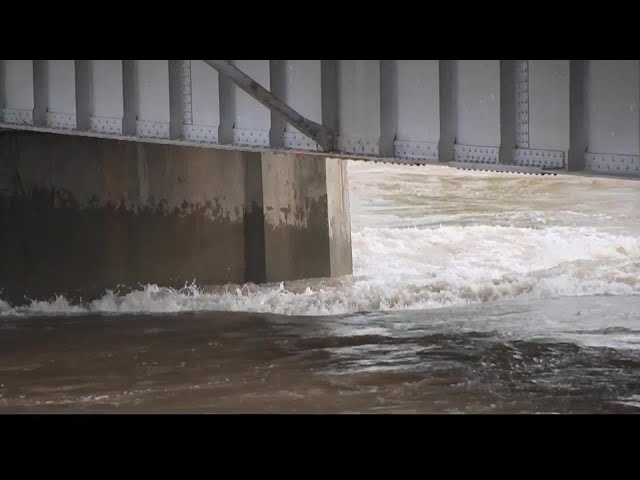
(2, 161), (639, 317)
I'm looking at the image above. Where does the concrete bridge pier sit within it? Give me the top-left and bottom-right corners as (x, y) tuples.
(0, 131), (352, 305)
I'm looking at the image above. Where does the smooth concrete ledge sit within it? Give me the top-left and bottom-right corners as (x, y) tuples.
(0, 131), (352, 304)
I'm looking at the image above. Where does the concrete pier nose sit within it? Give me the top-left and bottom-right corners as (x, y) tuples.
(261, 153), (352, 282)
(0, 132), (352, 305)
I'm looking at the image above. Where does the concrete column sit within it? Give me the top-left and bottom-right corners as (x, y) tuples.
(0, 132), (353, 304)
(261, 153), (352, 282)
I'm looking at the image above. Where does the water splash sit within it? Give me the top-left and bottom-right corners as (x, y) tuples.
(2, 162), (639, 317)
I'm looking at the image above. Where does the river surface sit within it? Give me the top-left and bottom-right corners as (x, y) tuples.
(1, 162), (640, 413)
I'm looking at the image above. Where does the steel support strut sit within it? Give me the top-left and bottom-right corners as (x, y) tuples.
(202, 60), (335, 152)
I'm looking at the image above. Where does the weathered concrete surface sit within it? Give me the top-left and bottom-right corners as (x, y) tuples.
(261, 153), (352, 282)
(0, 131), (255, 304)
(0, 132), (353, 304)
(326, 157), (353, 277)
(243, 151), (266, 283)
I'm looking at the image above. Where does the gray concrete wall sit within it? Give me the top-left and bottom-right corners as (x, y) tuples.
(261, 153), (352, 282)
(0, 132), (352, 304)
(326, 157), (353, 277)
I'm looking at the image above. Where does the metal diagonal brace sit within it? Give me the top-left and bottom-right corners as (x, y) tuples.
(202, 60), (335, 152)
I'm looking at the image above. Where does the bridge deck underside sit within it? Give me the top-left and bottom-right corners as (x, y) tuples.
(0, 60), (638, 179)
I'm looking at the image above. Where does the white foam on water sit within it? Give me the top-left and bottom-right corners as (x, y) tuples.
(614, 395), (640, 408)
(2, 161), (639, 317)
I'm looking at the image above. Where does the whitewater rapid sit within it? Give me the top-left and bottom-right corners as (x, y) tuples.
(1, 161), (639, 317)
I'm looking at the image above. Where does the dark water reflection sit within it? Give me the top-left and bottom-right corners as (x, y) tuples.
(2, 295), (639, 414)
